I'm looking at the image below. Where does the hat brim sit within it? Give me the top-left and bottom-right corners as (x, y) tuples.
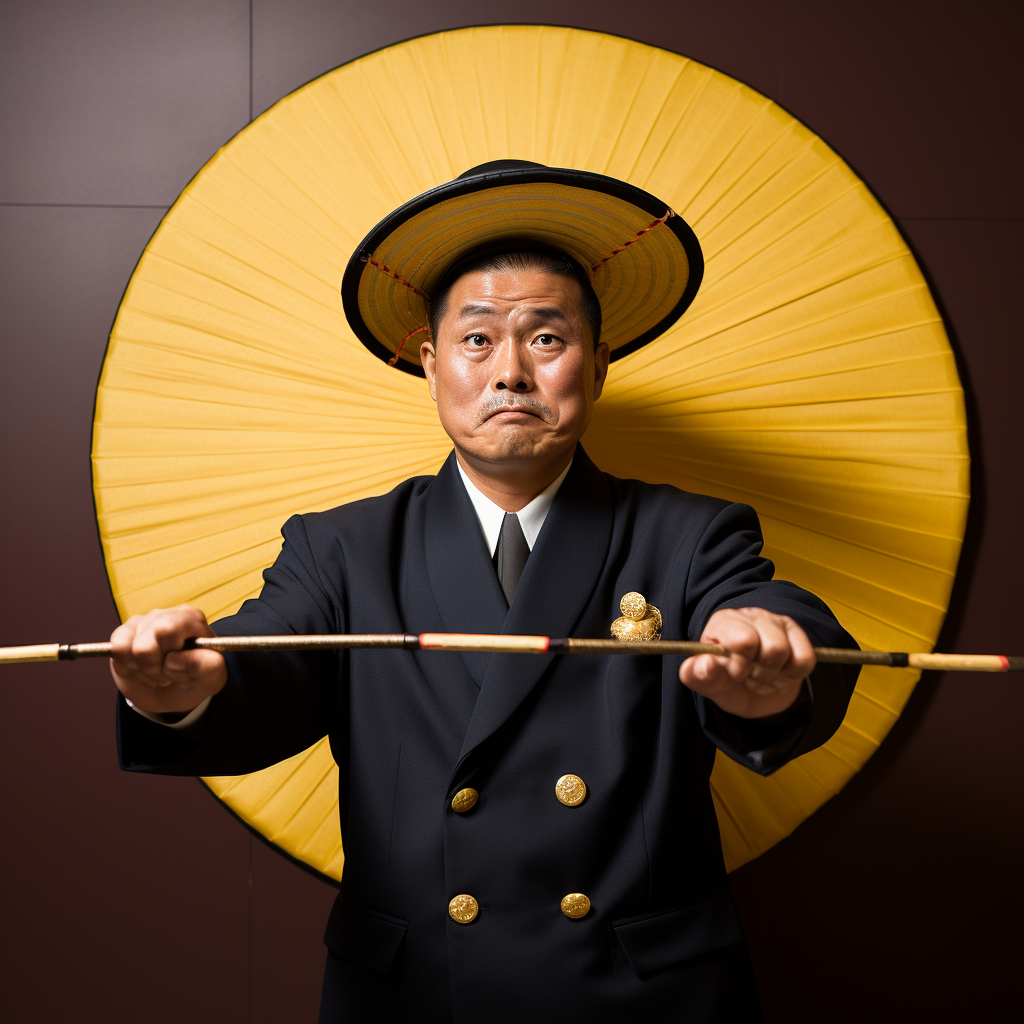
(341, 166), (704, 376)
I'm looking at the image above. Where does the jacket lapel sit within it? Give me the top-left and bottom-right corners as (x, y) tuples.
(457, 445), (614, 761)
(424, 451), (509, 686)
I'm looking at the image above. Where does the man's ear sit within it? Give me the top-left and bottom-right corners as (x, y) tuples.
(420, 335), (438, 401)
(592, 341), (610, 401)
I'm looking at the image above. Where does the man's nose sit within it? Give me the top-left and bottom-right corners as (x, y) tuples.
(492, 340), (533, 392)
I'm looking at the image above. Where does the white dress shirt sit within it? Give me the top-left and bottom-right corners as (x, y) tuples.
(456, 457), (571, 555)
(133, 458), (572, 729)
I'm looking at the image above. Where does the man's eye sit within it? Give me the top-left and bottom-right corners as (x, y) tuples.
(535, 334), (559, 346)
(465, 334), (488, 348)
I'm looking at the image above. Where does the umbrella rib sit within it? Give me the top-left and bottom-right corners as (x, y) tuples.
(94, 438), (443, 461)
(611, 316), (946, 398)
(258, 781), (333, 846)
(96, 376), (441, 424)
(851, 687), (903, 716)
(624, 58), (693, 184)
(147, 232), (343, 322)
(766, 544), (952, 610)
(219, 740), (323, 807)
(109, 311), (353, 382)
(613, 332), (953, 404)
(693, 133), (834, 240)
(597, 47), (658, 176)
(380, 47), (444, 189)
(639, 67), (716, 196)
(295, 783), (347, 855)
(102, 457), (442, 538)
(108, 326), (359, 389)
(185, 180), (352, 273)
(682, 89), (781, 220)
(619, 385), (963, 418)
(222, 142), (351, 252)
(411, 44), (457, 180)
(605, 435), (966, 471)
(94, 450), (443, 491)
(709, 787), (757, 857)
(102, 454), (441, 547)
(666, 470), (965, 540)
(808, 593), (938, 646)
(645, 446), (966, 486)
(698, 176), (867, 291)
(611, 259), (930, 389)
(682, 247), (914, 339)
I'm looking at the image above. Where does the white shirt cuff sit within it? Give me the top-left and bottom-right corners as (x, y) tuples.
(125, 696), (212, 730)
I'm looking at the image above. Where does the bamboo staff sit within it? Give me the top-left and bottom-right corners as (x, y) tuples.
(0, 634), (1020, 672)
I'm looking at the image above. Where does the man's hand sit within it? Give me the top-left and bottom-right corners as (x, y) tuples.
(110, 605), (227, 715)
(679, 607), (815, 718)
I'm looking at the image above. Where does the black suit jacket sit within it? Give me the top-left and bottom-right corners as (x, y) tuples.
(119, 446), (858, 1023)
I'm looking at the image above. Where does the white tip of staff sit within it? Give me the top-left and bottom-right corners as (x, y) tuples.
(0, 643), (62, 664)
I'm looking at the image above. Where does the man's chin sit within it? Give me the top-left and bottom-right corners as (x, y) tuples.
(459, 427), (563, 465)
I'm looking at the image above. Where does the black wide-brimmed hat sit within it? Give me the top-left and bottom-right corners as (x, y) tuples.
(341, 159), (704, 375)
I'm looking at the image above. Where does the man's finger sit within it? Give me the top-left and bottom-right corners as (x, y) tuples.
(164, 648), (222, 680)
(696, 613), (761, 686)
(150, 605), (210, 649)
(783, 617), (816, 678)
(109, 616), (142, 669)
(129, 606), (205, 671)
(746, 615), (791, 684)
(679, 653), (734, 691)
(681, 653), (715, 684)
(130, 618), (171, 672)
(703, 616), (760, 663)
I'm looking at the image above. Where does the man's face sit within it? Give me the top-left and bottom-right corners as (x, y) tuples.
(420, 268), (610, 470)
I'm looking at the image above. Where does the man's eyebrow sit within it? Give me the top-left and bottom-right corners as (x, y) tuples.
(519, 307), (571, 325)
(456, 303), (499, 317)
(454, 304), (572, 324)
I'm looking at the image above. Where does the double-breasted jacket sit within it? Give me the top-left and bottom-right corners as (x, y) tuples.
(119, 446), (858, 1022)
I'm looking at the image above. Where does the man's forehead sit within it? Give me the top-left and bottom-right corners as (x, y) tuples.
(454, 303), (573, 327)
(445, 269), (584, 313)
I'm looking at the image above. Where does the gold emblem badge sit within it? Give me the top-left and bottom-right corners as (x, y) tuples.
(450, 787), (479, 812)
(555, 774), (587, 806)
(560, 893), (591, 919)
(448, 894), (479, 924)
(610, 592), (662, 642)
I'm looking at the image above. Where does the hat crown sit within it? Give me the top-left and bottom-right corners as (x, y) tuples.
(457, 159), (546, 179)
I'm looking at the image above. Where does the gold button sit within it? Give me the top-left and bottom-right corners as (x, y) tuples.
(561, 893), (591, 919)
(451, 787), (479, 812)
(620, 591), (648, 620)
(555, 774), (587, 806)
(449, 894), (479, 924)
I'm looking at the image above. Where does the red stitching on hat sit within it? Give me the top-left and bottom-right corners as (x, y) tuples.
(591, 209), (675, 273)
(388, 325), (430, 366)
(364, 256), (428, 299)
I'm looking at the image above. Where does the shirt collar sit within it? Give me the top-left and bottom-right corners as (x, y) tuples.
(456, 457), (572, 555)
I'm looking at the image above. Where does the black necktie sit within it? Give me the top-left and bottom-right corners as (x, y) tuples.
(495, 512), (530, 606)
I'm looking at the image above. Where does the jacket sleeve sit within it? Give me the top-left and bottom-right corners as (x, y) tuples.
(117, 514), (342, 777)
(683, 502), (860, 776)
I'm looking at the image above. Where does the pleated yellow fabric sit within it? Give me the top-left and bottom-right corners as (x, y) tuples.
(92, 25), (967, 878)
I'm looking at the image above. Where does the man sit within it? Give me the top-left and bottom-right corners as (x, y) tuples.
(112, 162), (858, 1022)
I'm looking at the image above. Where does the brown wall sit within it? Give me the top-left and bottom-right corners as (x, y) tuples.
(1, 2), (1020, 1020)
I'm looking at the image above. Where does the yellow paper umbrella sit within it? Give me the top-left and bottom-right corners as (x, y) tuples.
(92, 25), (967, 879)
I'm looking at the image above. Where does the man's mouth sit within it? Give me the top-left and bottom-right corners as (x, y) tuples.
(488, 406), (538, 419)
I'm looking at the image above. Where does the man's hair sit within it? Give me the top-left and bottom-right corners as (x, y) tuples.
(427, 246), (602, 346)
